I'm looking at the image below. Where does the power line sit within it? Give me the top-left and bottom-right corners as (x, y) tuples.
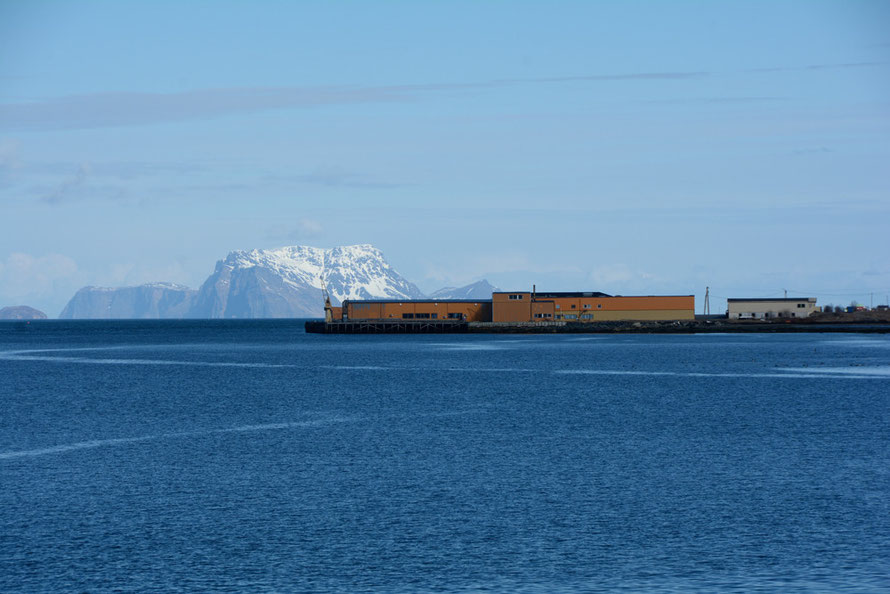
(787, 289), (890, 296)
(703, 287), (890, 298)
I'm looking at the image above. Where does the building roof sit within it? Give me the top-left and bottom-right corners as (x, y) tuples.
(493, 291), (611, 298)
(344, 299), (491, 304)
(727, 298), (816, 302)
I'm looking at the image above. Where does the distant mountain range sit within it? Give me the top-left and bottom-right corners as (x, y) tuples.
(429, 280), (498, 300)
(59, 244), (499, 319)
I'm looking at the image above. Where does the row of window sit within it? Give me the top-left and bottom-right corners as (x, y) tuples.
(534, 313), (596, 320)
(401, 313), (467, 320)
(555, 303), (602, 310)
(506, 294), (607, 309)
(738, 312), (799, 319)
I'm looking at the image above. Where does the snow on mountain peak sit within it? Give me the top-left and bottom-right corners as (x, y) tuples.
(218, 244), (422, 303)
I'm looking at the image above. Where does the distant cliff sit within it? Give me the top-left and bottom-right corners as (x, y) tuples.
(59, 283), (196, 319)
(0, 305), (48, 320)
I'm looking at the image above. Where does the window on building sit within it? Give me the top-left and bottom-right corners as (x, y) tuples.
(565, 314), (577, 319)
(583, 304), (590, 309)
(571, 304), (576, 309)
(597, 304), (602, 309)
(402, 313), (414, 319)
(431, 313), (438, 319)
(509, 294), (524, 300)
(555, 304), (560, 309)
(797, 303), (806, 308)
(447, 313), (464, 319)
(415, 313), (431, 319)
(581, 314), (593, 320)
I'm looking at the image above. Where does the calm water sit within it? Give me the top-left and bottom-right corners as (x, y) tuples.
(1, 321), (888, 593)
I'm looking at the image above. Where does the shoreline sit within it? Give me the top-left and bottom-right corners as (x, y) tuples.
(469, 320), (890, 334)
(306, 319), (890, 334)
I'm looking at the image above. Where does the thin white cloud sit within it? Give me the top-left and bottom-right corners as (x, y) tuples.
(588, 264), (660, 292)
(746, 61), (888, 73)
(423, 252), (583, 288)
(0, 70), (708, 132)
(0, 138), (21, 171)
(4, 63), (881, 133)
(295, 218), (323, 236)
(43, 162), (90, 204)
(267, 218), (325, 243)
(288, 167), (404, 189)
(0, 252), (80, 301)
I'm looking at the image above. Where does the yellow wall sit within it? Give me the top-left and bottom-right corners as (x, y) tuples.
(342, 294), (694, 323)
(346, 301), (492, 322)
(494, 293), (695, 322)
(559, 309), (694, 321)
(492, 292), (532, 322)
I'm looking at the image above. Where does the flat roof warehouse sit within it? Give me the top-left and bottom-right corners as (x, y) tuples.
(330, 290), (696, 324)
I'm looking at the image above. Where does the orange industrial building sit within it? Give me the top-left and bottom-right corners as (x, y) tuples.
(335, 299), (491, 322)
(335, 290), (694, 323)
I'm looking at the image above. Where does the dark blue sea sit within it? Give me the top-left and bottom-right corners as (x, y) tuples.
(1, 321), (888, 593)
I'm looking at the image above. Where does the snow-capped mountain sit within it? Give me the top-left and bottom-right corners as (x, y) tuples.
(322, 245), (425, 302)
(59, 245), (499, 319)
(429, 280), (500, 300)
(188, 244), (424, 318)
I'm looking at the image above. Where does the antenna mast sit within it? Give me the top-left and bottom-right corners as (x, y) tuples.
(704, 286), (710, 315)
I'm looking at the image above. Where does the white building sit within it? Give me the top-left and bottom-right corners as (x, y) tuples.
(727, 298), (818, 320)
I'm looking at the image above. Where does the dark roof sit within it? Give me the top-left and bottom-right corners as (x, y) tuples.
(727, 298), (816, 302)
(344, 299), (491, 304)
(493, 291), (611, 298)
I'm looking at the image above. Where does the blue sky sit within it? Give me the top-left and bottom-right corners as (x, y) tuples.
(1, 0), (888, 316)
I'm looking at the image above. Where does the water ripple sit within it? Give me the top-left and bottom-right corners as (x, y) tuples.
(0, 417), (357, 460)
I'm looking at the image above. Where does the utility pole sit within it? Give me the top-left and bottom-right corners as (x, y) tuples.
(704, 286), (710, 315)
(784, 288), (787, 299)
(531, 284), (535, 321)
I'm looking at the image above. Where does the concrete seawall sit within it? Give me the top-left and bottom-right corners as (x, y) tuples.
(306, 319), (890, 334)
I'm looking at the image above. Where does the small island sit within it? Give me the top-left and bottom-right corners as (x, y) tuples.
(0, 306), (48, 320)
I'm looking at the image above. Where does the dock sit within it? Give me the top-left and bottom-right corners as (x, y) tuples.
(305, 319), (890, 334)
(306, 319), (468, 334)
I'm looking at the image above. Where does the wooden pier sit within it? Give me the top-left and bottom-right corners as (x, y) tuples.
(305, 320), (468, 334)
